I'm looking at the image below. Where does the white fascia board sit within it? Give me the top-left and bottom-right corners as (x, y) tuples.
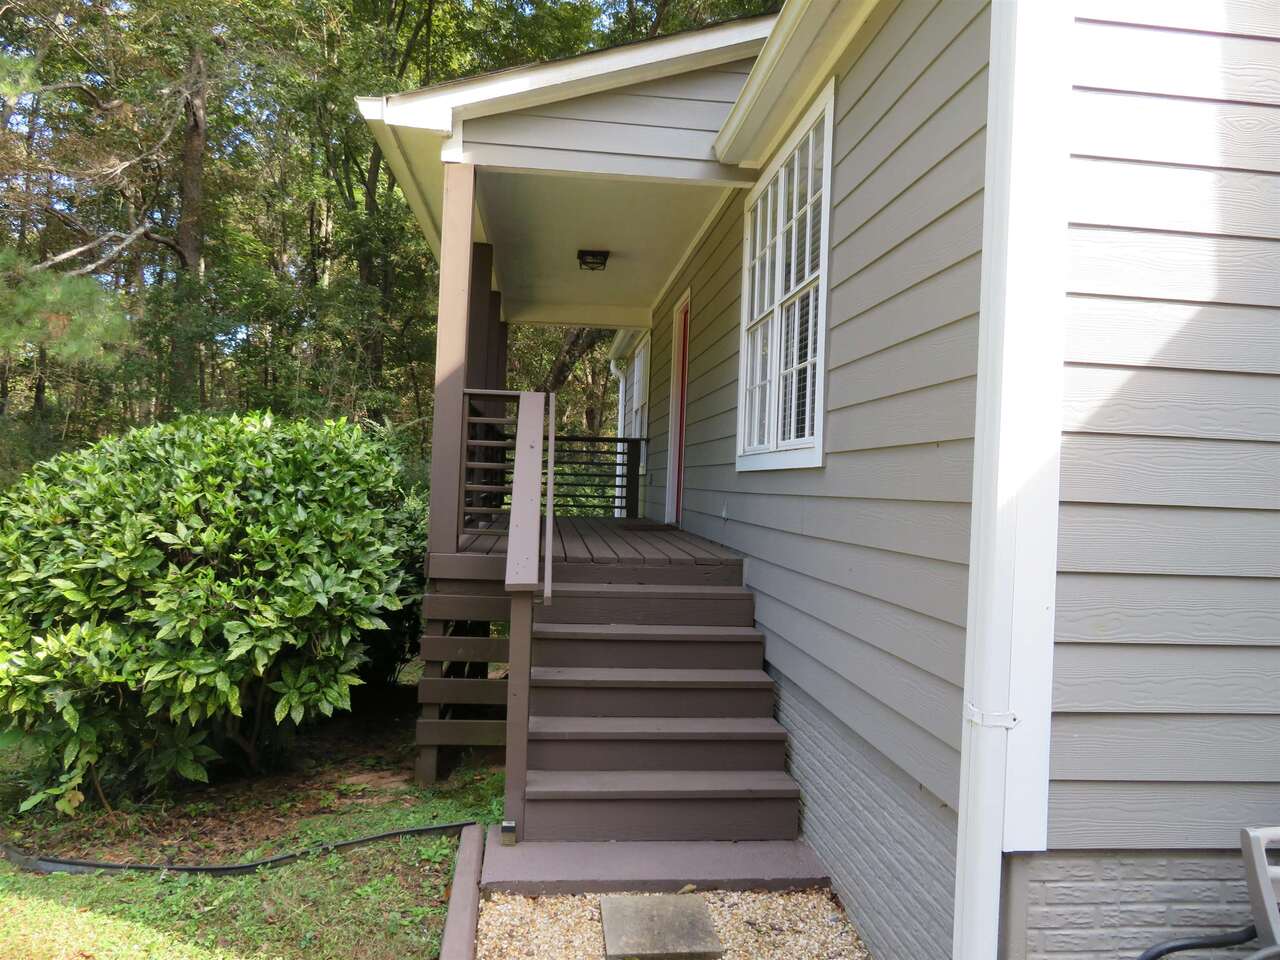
(359, 105), (446, 257)
(381, 16), (774, 135)
(952, 2), (1068, 960)
(716, 0), (885, 168)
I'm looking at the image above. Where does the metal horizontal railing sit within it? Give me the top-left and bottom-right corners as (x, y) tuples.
(549, 435), (645, 519)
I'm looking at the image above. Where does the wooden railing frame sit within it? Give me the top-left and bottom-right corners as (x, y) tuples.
(501, 390), (548, 844)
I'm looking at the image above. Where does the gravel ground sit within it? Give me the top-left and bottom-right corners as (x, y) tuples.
(476, 888), (870, 960)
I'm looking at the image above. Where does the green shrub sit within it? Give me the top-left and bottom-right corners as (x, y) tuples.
(0, 414), (419, 813)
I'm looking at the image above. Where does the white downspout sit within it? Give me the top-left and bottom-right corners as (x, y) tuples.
(953, 2), (1068, 958)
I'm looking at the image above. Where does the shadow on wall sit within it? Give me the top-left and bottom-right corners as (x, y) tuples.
(1050, 0), (1275, 928)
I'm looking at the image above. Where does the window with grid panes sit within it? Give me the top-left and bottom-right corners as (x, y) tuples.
(737, 84), (832, 471)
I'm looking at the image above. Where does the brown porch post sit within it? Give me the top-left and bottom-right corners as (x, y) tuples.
(491, 291), (506, 389)
(427, 163), (475, 558)
(464, 243), (494, 389)
(487, 291), (504, 390)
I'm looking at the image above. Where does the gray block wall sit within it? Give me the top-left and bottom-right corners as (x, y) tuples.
(1004, 851), (1254, 960)
(774, 672), (957, 960)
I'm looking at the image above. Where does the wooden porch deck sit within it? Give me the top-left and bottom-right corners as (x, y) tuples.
(456, 516), (739, 568)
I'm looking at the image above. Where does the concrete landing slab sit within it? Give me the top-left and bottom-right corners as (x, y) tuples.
(479, 826), (829, 895)
(601, 894), (722, 960)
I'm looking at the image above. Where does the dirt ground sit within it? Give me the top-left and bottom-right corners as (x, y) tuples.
(1, 689), (485, 865)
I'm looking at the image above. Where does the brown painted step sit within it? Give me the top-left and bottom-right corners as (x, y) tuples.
(529, 667), (776, 717)
(527, 716), (788, 771)
(537, 583), (755, 627)
(532, 622), (764, 670)
(522, 770), (801, 842)
(550, 559), (744, 587)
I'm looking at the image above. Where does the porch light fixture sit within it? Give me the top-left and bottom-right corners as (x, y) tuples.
(577, 249), (609, 271)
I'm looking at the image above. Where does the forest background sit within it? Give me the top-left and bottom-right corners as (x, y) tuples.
(0, 0), (772, 487)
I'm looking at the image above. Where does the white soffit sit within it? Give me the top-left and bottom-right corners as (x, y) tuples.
(478, 169), (725, 329)
(716, 0), (887, 168)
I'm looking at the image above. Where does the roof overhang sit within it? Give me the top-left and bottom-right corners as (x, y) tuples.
(715, 0), (889, 168)
(357, 15), (774, 256)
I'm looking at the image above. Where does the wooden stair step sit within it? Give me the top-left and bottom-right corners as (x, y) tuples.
(539, 583), (755, 626)
(525, 769), (800, 801)
(550, 583), (754, 598)
(532, 623), (764, 642)
(521, 770), (801, 841)
(528, 716), (787, 740)
(529, 668), (776, 718)
(530, 668), (772, 688)
(546, 560), (743, 586)
(532, 623), (764, 670)
(526, 716), (789, 771)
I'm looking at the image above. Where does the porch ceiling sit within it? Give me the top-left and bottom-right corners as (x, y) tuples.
(479, 170), (728, 329)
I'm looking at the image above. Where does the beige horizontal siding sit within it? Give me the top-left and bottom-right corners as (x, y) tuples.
(1048, 782), (1280, 849)
(1050, 0), (1280, 848)
(460, 61), (755, 183)
(643, 0), (989, 812)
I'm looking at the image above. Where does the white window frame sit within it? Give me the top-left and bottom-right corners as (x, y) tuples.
(735, 79), (834, 472)
(622, 333), (650, 470)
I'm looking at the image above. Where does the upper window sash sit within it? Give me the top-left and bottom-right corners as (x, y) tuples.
(736, 79), (834, 472)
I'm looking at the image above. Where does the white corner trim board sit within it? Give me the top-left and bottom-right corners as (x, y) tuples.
(954, 1), (1068, 959)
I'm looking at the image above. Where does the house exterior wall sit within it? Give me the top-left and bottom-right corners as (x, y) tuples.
(1003, 3), (1280, 957)
(459, 60), (756, 183)
(1049, 0), (1280, 852)
(1004, 851), (1253, 960)
(776, 672), (958, 960)
(642, 1), (990, 955)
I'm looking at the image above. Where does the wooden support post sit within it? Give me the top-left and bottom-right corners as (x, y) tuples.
(416, 620), (447, 785)
(465, 243), (494, 389)
(494, 292), (508, 389)
(427, 163), (476, 559)
(504, 592), (533, 841)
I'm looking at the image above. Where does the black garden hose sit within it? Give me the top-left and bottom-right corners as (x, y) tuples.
(1, 819), (476, 877)
(1136, 924), (1258, 960)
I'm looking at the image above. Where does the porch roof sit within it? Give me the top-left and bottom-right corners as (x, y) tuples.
(355, 15), (773, 249)
(356, 2), (889, 331)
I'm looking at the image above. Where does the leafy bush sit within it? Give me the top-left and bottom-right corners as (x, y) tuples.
(0, 414), (421, 813)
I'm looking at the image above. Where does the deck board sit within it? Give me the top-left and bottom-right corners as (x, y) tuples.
(447, 516), (741, 570)
(588, 517), (645, 563)
(571, 517), (619, 564)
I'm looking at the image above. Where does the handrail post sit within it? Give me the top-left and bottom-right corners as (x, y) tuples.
(503, 591), (532, 845)
(625, 438), (642, 519)
(501, 391), (545, 844)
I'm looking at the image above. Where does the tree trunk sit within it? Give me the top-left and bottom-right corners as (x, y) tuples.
(541, 328), (612, 394)
(176, 46), (207, 278)
(33, 345), (47, 415)
(169, 44), (207, 414)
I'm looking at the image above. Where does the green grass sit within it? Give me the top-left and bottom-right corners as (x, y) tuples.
(0, 718), (503, 960)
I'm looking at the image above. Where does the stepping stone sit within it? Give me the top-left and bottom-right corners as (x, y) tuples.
(601, 893), (724, 960)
